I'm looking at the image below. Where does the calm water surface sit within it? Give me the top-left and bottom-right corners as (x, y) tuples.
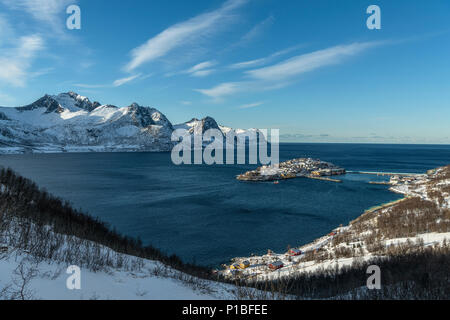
(1, 143), (449, 267)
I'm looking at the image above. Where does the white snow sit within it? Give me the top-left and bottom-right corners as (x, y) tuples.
(0, 250), (236, 300)
(384, 232), (450, 248)
(0, 93), (175, 153)
(0, 93), (254, 154)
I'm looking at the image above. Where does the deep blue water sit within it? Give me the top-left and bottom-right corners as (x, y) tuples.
(0, 143), (449, 267)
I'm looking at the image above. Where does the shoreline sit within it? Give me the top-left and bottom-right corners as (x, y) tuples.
(223, 182), (405, 271)
(222, 165), (450, 280)
(362, 196), (409, 215)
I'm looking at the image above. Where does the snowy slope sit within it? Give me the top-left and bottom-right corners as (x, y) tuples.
(0, 92), (258, 154)
(0, 244), (238, 300)
(174, 117), (222, 135)
(174, 118), (267, 147)
(0, 92), (174, 153)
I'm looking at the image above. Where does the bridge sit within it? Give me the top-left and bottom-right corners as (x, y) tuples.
(347, 171), (423, 177)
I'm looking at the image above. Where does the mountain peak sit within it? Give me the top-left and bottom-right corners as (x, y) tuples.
(125, 103), (173, 130)
(15, 92), (101, 114)
(200, 116), (220, 131)
(129, 102), (141, 109)
(0, 93), (176, 153)
(0, 92), (249, 154)
(17, 95), (64, 114)
(176, 116), (221, 135)
(54, 92), (99, 112)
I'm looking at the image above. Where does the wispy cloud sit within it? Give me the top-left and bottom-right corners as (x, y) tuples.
(239, 101), (264, 109)
(246, 42), (380, 81)
(198, 42), (382, 99)
(238, 15), (275, 45)
(0, 34), (45, 87)
(191, 69), (216, 77)
(165, 61), (217, 78)
(113, 74), (142, 87)
(0, 14), (14, 45)
(195, 82), (241, 99)
(229, 46), (302, 69)
(230, 57), (271, 70)
(185, 61), (217, 77)
(74, 83), (109, 89)
(124, 0), (248, 72)
(0, 1), (87, 89)
(75, 73), (146, 89)
(187, 61), (216, 73)
(0, 0), (76, 33)
(195, 80), (287, 100)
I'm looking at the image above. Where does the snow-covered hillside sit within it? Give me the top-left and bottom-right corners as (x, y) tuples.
(0, 166), (242, 300)
(0, 239), (237, 300)
(0, 92), (253, 154)
(222, 166), (450, 282)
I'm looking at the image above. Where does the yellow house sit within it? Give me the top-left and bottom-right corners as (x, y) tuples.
(239, 260), (250, 269)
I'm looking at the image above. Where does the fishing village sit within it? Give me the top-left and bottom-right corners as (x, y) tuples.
(236, 158), (346, 183)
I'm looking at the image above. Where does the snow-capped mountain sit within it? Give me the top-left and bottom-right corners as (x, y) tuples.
(0, 92), (262, 154)
(173, 117), (268, 152)
(174, 117), (221, 135)
(0, 92), (174, 153)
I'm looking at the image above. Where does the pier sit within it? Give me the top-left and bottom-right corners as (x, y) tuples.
(308, 176), (342, 183)
(368, 181), (391, 185)
(347, 171), (422, 177)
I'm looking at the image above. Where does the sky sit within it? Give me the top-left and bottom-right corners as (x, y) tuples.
(0, 0), (449, 143)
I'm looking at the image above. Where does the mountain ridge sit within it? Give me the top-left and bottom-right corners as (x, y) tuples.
(0, 92), (256, 154)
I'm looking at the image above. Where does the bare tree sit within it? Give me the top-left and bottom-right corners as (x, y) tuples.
(10, 260), (38, 300)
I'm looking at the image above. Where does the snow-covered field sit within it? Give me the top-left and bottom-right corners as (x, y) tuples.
(0, 249), (238, 300)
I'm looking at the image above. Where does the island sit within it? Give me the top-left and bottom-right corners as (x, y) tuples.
(236, 158), (346, 182)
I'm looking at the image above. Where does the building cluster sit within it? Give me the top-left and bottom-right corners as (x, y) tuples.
(389, 174), (427, 186)
(237, 158), (346, 181)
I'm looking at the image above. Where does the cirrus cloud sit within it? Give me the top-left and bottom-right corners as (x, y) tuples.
(245, 42), (380, 81)
(197, 41), (383, 99)
(0, 34), (45, 87)
(0, 0), (76, 34)
(124, 0), (248, 72)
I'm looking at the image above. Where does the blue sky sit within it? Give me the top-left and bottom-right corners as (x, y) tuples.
(0, 0), (450, 143)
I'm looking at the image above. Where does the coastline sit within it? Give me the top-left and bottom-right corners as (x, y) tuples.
(1, 162), (449, 299)
(222, 165), (450, 281)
